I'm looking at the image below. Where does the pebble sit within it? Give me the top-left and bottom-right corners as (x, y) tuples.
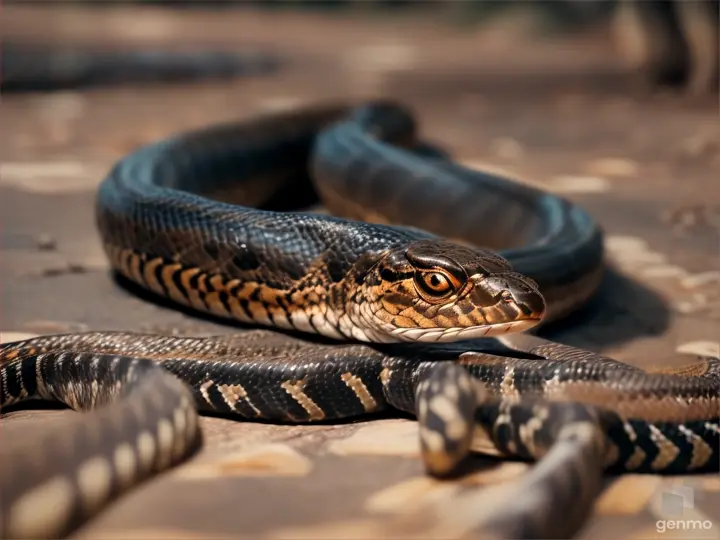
(489, 137), (524, 160)
(675, 341), (719, 357)
(680, 271), (720, 289)
(585, 157), (638, 178)
(548, 175), (610, 193)
(35, 234), (58, 251)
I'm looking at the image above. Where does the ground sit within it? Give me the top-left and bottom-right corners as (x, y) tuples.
(1, 4), (719, 539)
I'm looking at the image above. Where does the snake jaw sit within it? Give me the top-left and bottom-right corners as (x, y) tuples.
(388, 318), (541, 342)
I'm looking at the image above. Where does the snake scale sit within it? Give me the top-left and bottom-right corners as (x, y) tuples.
(1, 102), (718, 540)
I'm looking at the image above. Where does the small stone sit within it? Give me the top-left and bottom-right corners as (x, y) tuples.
(256, 97), (307, 113)
(614, 251), (668, 267)
(681, 133), (718, 158)
(67, 263), (88, 274)
(676, 341), (720, 358)
(35, 92), (86, 122)
(346, 43), (418, 73)
(489, 137), (524, 161)
(605, 236), (649, 252)
(39, 262), (89, 277)
(674, 295), (709, 314)
(35, 234), (57, 251)
(675, 301), (698, 314)
(549, 175), (610, 194)
(680, 271), (720, 289)
(585, 158), (639, 178)
(42, 267), (68, 277)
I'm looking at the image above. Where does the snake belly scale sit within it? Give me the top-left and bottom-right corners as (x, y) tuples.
(1, 102), (718, 540)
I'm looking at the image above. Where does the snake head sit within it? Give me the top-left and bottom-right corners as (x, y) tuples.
(352, 239), (545, 342)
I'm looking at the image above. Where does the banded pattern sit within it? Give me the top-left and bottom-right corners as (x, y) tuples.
(104, 244), (350, 340)
(1, 349), (199, 538)
(2, 332), (718, 539)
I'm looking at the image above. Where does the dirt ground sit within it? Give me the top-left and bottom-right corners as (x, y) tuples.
(1, 4), (719, 540)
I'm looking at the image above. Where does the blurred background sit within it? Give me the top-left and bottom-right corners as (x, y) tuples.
(3, 1), (718, 94)
(2, 3), (719, 538)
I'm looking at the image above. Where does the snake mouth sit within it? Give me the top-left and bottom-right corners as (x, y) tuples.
(389, 318), (541, 343)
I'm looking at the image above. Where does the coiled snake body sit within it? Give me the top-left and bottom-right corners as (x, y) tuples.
(1, 103), (718, 539)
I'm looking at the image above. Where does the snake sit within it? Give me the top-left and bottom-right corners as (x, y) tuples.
(1, 101), (718, 540)
(1, 43), (278, 93)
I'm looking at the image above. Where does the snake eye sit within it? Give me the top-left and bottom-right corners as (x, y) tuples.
(414, 271), (458, 300)
(501, 290), (514, 303)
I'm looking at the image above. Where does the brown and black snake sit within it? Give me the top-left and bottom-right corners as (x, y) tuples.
(1, 102), (718, 540)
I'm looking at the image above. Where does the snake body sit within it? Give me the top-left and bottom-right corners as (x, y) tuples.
(1, 102), (718, 539)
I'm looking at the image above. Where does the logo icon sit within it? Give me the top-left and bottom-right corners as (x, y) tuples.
(661, 485), (695, 517)
(655, 485), (714, 535)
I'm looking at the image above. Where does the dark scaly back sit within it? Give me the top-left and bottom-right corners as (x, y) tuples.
(99, 103), (557, 344)
(311, 103), (605, 321)
(96, 104), (431, 293)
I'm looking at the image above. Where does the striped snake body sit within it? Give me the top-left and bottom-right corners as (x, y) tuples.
(1, 102), (718, 539)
